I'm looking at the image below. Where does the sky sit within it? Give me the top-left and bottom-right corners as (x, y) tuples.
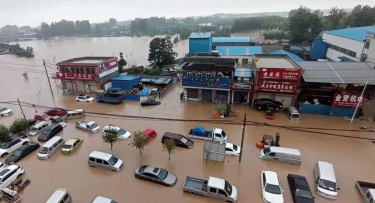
(1, 0), (375, 27)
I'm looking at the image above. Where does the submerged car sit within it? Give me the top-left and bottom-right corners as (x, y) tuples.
(103, 125), (132, 140)
(161, 132), (194, 149)
(37, 124), (63, 142)
(0, 107), (13, 116)
(27, 119), (37, 126)
(134, 165), (177, 186)
(253, 98), (283, 111)
(34, 113), (51, 121)
(5, 142), (40, 165)
(287, 174), (315, 203)
(261, 171), (285, 203)
(141, 99), (161, 106)
(51, 116), (66, 128)
(76, 94), (95, 102)
(61, 138), (83, 154)
(44, 108), (67, 116)
(142, 129), (157, 144)
(225, 143), (241, 156)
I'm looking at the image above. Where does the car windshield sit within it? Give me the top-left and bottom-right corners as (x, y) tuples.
(39, 147), (48, 154)
(319, 179), (337, 192)
(118, 128), (127, 135)
(89, 123), (98, 129)
(85, 96), (91, 99)
(30, 127), (38, 132)
(42, 129), (52, 135)
(0, 107), (7, 112)
(42, 114), (49, 119)
(180, 137), (188, 144)
(221, 130), (227, 138)
(0, 143), (10, 149)
(232, 144), (238, 151)
(295, 188), (314, 199)
(158, 169), (168, 180)
(265, 184), (282, 194)
(224, 181), (233, 196)
(292, 114), (300, 118)
(13, 150), (22, 157)
(263, 147), (271, 154)
(62, 144), (72, 149)
(108, 156), (118, 166)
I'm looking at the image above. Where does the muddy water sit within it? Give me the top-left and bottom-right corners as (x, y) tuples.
(0, 39), (374, 202)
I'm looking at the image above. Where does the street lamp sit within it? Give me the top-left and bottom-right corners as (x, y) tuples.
(351, 78), (374, 122)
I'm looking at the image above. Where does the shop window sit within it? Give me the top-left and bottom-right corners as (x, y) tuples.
(187, 72), (193, 76)
(71, 67), (76, 73)
(206, 73), (212, 77)
(365, 39), (371, 49)
(76, 68), (81, 74)
(196, 72), (202, 77)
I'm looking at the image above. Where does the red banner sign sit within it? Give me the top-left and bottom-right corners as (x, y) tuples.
(56, 72), (95, 80)
(258, 68), (301, 80)
(257, 80), (297, 93)
(332, 93), (364, 108)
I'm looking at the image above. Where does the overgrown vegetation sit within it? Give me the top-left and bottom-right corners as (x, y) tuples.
(0, 43), (34, 58)
(143, 65), (161, 76)
(9, 118), (29, 134)
(148, 36), (177, 67)
(0, 124), (10, 143)
(102, 126), (118, 154)
(129, 131), (149, 156)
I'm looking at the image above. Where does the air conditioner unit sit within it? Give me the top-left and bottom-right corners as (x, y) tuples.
(360, 53), (368, 62)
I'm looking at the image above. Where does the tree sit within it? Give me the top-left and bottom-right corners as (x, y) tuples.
(118, 52), (127, 73)
(345, 5), (375, 28)
(162, 138), (175, 160)
(109, 18), (117, 27)
(323, 7), (348, 30)
(102, 126), (118, 154)
(288, 9), (298, 18)
(148, 36), (177, 67)
(95, 24), (101, 33)
(0, 124), (10, 143)
(9, 118), (29, 134)
(289, 6), (322, 43)
(129, 131), (149, 156)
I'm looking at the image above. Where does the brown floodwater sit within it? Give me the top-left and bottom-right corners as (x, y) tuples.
(0, 38), (375, 202)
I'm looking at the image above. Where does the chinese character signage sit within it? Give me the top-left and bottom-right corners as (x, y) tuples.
(56, 72), (95, 80)
(332, 93), (364, 108)
(257, 80), (297, 93)
(258, 68), (301, 80)
(182, 76), (230, 89)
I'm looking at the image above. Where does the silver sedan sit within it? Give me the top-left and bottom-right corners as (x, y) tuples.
(134, 165), (177, 187)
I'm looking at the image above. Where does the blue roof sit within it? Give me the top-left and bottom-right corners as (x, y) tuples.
(338, 56), (356, 62)
(216, 46), (262, 56)
(324, 26), (375, 41)
(290, 46), (305, 51)
(111, 76), (140, 81)
(250, 39), (257, 43)
(212, 37), (251, 43)
(269, 50), (304, 62)
(189, 32), (212, 39)
(234, 68), (252, 77)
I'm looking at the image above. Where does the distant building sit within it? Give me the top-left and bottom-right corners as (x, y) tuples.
(215, 46), (263, 67)
(55, 57), (118, 93)
(188, 32), (212, 55)
(363, 30), (375, 66)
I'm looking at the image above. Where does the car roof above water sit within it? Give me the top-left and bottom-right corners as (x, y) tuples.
(89, 151), (112, 161)
(268, 146), (301, 156)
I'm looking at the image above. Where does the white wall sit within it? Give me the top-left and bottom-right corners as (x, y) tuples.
(322, 33), (364, 61)
(363, 35), (375, 65)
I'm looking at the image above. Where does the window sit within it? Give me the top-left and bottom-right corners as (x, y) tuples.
(53, 143), (58, 148)
(187, 72), (193, 76)
(365, 39), (371, 49)
(218, 189), (227, 195)
(262, 173), (266, 186)
(72, 68), (76, 73)
(268, 152), (276, 157)
(90, 68), (95, 74)
(89, 157), (95, 162)
(206, 73), (212, 77)
(196, 72), (202, 77)
(210, 187), (217, 193)
(103, 161), (109, 165)
(226, 148), (233, 152)
(63, 193), (69, 201)
(95, 159), (103, 164)
(48, 147), (53, 151)
(76, 68), (81, 74)
(326, 43), (356, 57)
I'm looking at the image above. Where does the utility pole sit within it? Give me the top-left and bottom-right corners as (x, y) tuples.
(17, 98), (30, 130)
(43, 59), (54, 97)
(239, 113), (247, 162)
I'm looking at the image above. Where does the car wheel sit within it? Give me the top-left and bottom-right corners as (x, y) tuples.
(1, 114), (4, 116)
(258, 106), (262, 110)
(275, 107), (280, 111)
(86, 101), (89, 102)
(76, 100), (79, 102)
(0, 153), (7, 158)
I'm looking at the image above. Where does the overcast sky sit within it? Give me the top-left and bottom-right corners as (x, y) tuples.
(1, 0), (374, 27)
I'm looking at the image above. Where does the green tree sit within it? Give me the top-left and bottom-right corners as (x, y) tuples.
(109, 18), (117, 27)
(345, 5), (375, 27)
(102, 126), (118, 154)
(9, 118), (29, 134)
(0, 124), (10, 143)
(144, 64), (161, 75)
(323, 7), (348, 30)
(148, 36), (177, 67)
(118, 52), (127, 73)
(162, 138), (175, 161)
(129, 131), (149, 156)
(289, 6), (322, 43)
(95, 24), (101, 33)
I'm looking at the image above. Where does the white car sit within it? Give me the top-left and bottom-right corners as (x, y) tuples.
(225, 143), (241, 156)
(0, 162), (5, 171)
(103, 125), (132, 139)
(92, 196), (118, 203)
(261, 171), (284, 203)
(76, 94), (95, 102)
(0, 134), (30, 158)
(0, 107), (13, 116)
(0, 165), (25, 190)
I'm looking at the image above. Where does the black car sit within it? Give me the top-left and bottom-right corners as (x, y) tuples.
(287, 174), (315, 203)
(161, 132), (194, 149)
(27, 119), (37, 126)
(38, 124), (63, 142)
(141, 99), (161, 106)
(253, 98), (283, 110)
(5, 142), (40, 165)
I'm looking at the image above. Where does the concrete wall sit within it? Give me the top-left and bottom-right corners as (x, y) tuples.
(322, 33), (363, 61)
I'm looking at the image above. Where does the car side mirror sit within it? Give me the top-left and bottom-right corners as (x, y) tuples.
(337, 188), (340, 190)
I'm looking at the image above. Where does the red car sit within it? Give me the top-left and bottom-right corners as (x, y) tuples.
(34, 113), (51, 121)
(44, 108), (67, 116)
(142, 129), (157, 144)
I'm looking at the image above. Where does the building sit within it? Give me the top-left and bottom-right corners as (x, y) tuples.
(212, 37), (256, 50)
(363, 30), (375, 66)
(315, 26), (375, 62)
(189, 32), (212, 55)
(215, 46), (263, 67)
(269, 50), (304, 62)
(232, 68), (253, 104)
(111, 76), (141, 101)
(56, 57), (118, 93)
(252, 54), (303, 107)
(181, 57), (235, 103)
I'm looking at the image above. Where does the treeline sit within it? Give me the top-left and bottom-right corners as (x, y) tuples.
(40, 20), (91, 37)
(232, 16), (289, 32)
(0, 43), (34, 58)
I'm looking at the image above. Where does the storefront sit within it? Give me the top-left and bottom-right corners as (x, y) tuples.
(202, 89), (212, 102)
(186, 88), (199, 101)
(62, 80), (73, 90)
(215, 90), (229, 103)
(233, 91), (250, 103)
(88, 82), (98, 91)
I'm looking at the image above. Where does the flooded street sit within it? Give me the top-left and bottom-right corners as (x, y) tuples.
(0, 38), (374, 202)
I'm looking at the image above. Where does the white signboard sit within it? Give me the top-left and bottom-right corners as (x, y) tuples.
(203, 141), (226, 162)
(99, 67), (119, 78)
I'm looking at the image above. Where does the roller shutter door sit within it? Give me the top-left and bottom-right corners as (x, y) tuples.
(202, 89), (212, 102)
(89, 82), (97, 92)
(76, 81), (85, 92)
(233, 91), (248, 103)
(215, 90), (228, 104)
(187, 89), (198, 99)
(64, 80), (72, 90)
(257, 93), (272, 99)
(275, 94), (294, 108)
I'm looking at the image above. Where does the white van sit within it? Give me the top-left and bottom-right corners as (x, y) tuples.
(92, 196), (118, 203)
(37, 136), (65, 160)
(88, 151), (124, 172)
(29, 121), (49, 136)
(313, 161), (339, 199)
(259, 146), (301, 165)
(65, 109), (85, 120)
(46, 188), (71, 203)
(284, 106), (300, 121)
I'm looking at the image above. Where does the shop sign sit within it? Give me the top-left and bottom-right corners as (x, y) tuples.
(98, 58), (118, 78)
(56, 72), (95, 80)
(182, 76), (230, 89)
(332, 93), (364, 108)
(258, 68), (301, 80)
(233, 83), (252, 89)
(257, 80), (297, 93)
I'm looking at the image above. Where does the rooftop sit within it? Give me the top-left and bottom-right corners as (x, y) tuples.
(324, 26), (375, 41)
(111, 76), (141, 81)
(234, 68), (252, 77)
(297, 61), (375, 84)
(254, 54), (300, 69)
(189, 32), (212, 39)
(269, 50), (304, 62)
(216, 46), (263, 56)
(56, 56), (117, 66)
(183, 57), (235, 68)
(212, 37), (251, 43)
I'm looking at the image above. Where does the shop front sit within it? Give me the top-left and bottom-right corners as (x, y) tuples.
(186, 88), (199, 101)
(56, 72), (97, 93)
(182, 76), (231, 102)
(255, 79), (300, 107)
(202, 89), (212, 102)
